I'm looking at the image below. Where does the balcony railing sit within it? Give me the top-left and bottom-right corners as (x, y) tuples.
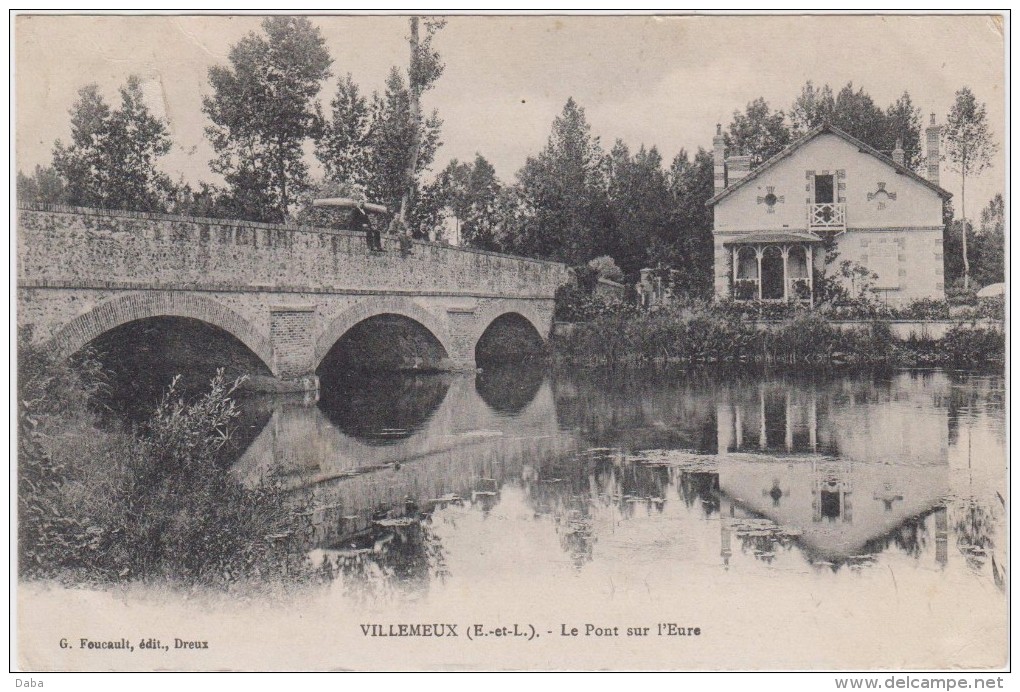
(808, 202), (846, 232)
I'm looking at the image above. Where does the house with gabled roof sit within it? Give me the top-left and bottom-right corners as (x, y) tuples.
(706, 118), (952, 307)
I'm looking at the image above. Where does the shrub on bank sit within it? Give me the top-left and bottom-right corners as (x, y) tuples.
(18, 332), (311, 587)
(553, 306), (998, 370)
(941, 324), (1006, 369)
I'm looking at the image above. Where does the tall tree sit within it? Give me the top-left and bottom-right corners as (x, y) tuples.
(433, 154), (503, 249)
(789, 81), (835, 136)
(605, 141), (673, 282)
(884, 91), (923, 169)
(724, 97), (791, 168)
(944, 87), (999, 289)
(789, 82), (922, 168)
(52, 77), (173, 212)
(315, 74), (373, 193)
(203, 17), (332, 222)
(662, 148), (715, 295)
(316, 68), (442, 234)
(830, 83), (887, 149)
(511, 98), (612, 264)
(394, 17), (446, 232)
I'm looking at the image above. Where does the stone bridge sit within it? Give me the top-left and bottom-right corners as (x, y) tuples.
(17, 205), (570, 391)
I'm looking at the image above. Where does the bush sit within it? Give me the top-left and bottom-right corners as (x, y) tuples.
(18, 332), (311, 587)
(890, 298), (952, 320)
(554, 281), (636, 322)
(587, 255), (624, 283)
(946, 278), (979, 306)
(941, 325), (1005, 369)
(551, 306), (1004, 370)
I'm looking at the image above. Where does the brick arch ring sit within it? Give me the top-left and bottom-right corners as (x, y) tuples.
(48, 291), (277, 375)
(313, 296), (456, 370)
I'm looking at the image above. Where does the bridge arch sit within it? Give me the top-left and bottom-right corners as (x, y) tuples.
(49, 291), (276, 374)
(472, 301), (551, 366)
(313, 296), (456, 370)
(470, 300), (549, 348)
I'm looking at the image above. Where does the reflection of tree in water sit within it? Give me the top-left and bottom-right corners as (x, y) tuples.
(861, 512), (931, 559)
(520, 450), (680, 567)
(317, 373), (450, 444)
(474, 365), (544, 415)
(953, 499), (999, 577)
(522, 451), (606, 568)
(729, 514), (800, 565)
(678, 472), (720, 517)
(318, 515), (450, 605)
(613, 462), (670, 519)
(945, 375), (1004, 447)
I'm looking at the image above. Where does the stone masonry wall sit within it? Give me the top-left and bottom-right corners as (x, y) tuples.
(17, 206), (568, 381)
(17, 206), (569, 298)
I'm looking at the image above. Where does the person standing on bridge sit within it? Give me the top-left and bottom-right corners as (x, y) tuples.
(353, 200), (383, 252)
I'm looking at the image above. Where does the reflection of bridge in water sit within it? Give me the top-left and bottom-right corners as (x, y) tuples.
(231, 372), (579, 547)
(233, 370), (966, 571)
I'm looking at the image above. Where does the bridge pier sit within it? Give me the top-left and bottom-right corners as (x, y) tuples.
(245, 373), (320, 394)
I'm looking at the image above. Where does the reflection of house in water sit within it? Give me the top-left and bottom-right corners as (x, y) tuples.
(717, 382), (834, 455)
(712, 376), (950, 564)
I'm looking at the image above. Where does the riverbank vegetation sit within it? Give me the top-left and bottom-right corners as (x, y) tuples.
(17, 332), (311, 589)
(552, 297), (1004, 370)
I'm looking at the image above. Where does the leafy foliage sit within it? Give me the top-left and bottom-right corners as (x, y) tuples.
(315, 72), (443, 240)
(508, 98), (612, 265)
(587, 255), (624, 283)
(203, 17), (332, 223)
(51, 76), (173, 212)
(724, 97), (792, 167)
(789, 81), (923, 168)
(943, 87), (999, 289)
(553, 301), (1001, 371)
(425, 154), (504, 248)
(18, 333), (309, 588)
(17, 165), (67, 206)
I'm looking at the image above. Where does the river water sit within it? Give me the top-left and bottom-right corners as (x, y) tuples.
(21, 366), (1007, 670)
(218, 367), (1006, 668)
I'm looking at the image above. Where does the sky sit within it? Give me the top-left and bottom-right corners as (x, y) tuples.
(14, 13), (1007, 218)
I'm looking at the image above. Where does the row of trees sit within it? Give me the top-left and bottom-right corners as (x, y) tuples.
(725, 83), (927, 169)
(17, 17), (1001, 292)
(19, 17), (444, 229)
(425, 99), (716, 290)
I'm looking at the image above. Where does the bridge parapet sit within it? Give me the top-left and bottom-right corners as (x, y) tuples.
(17, 205), (569, 299)
(17, 206), (569, 389)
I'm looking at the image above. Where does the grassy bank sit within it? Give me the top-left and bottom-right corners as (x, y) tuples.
(17, 332), (314, 589)
(552, 303), (1005, 370)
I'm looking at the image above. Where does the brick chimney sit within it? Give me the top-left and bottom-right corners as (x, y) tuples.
(725, 153), (752, 185)
(925, 113), (941, 186)
(892, 137), (905, 167)
(713, 123), (727, 194)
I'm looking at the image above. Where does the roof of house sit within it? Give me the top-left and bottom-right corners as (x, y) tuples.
(723, 231), (823, 245)
(706, 122), (953, 207)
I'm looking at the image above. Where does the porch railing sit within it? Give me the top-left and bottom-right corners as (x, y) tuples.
(732, 278), (812, 303)
(808, 202), (846, 232)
